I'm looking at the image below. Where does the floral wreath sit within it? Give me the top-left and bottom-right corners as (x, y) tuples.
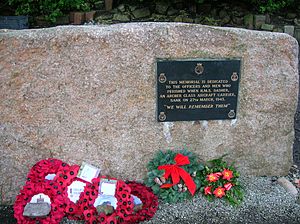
(200, 155), (244, 205)
(53, 164), (86, 220)
(78, 177), (134, 224)
(126, 181), (158, 223)
(14, 181), (65, 224)
(145, 149), (204, 203)
(26, 158), (69, 184)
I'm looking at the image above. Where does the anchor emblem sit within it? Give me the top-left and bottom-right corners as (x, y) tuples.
(158, 73), (167, 83)
(195, 63), (204, 75)
(158, 112), (167, 121)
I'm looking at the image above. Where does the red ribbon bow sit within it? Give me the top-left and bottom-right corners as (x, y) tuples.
(158, 153), (196, 195)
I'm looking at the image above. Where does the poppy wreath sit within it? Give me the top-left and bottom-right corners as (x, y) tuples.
(145, 149), (204, 203)
(26, 158), (69, 184)
(78, 177), (134, 224)
(14, 181), (66, 224)
(53, 164), (86, 220)
(126, 181), (158, 223)
(200, 155), (244, 205)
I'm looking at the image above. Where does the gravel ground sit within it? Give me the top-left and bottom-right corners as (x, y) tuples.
(1, 176), (300, 224)
(142, 176), (300, 224)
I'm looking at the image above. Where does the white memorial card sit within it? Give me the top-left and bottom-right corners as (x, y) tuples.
(77, 162), (101, 183)
(67, 180), (86, 203)
(99, 178), (117, 196)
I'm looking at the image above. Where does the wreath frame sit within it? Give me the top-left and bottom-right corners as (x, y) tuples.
(145, 149), (204, 203)
(126, 181), (158, 223)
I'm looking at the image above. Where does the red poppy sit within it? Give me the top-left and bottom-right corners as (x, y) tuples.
(224, 182), (233, 191)
(98, 213), (107, 223)
(204, 186), (212, 195)
(106, 213), (118, 224)
(83, 209), (95, 223)
(207, 173), (219, 182)
(213, 187), (226, 198)
(222, 169), (234, 181)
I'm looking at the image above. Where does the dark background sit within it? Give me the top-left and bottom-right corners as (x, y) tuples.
(293, 49), (300, 167)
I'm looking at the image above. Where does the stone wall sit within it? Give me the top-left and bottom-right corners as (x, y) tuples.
(0, 23), (298, 202)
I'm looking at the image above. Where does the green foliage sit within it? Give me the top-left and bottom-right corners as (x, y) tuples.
(202, 16), (220, 26)
(249, 0), (294, 13)
(145, 149), (204, 203)
(8, 0), (94, 23)
(136, 0), (294, 14)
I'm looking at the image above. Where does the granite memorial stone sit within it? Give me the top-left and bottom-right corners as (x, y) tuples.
(0, 23), (298, 202)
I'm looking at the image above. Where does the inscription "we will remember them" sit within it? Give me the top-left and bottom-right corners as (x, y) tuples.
(157, 59), (241, 122)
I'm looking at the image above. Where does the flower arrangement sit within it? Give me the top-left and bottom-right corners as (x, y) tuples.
(145, 149), (204, 203)
(200, 155), (244, 205)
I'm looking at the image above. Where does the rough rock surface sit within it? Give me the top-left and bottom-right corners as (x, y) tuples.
(23, 203), (51, 218)
(277, 177), (298, 196)
(0, 23), (298, 202)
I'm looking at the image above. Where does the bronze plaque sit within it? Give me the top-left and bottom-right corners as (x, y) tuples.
(157, 59), (241, 122)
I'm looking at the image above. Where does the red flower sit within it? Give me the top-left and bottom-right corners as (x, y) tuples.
(222, 169), (234, 181)
(224, 183), (233, 191)
(83, 209), (94, 222)
(215, 172), (222, 177)
(207, 173), (219, 182)
(204, 186), (212, 195)
(213, 187), (226, 198)
(106, 214), (118, 224)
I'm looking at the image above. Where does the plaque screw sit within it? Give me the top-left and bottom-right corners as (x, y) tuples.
(158, 73), (167, 83)
(228, 110), (236, 118)
(231, 72), (238, 81)
(195, 63), (204, 75)
(159, 112), (166, 121)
